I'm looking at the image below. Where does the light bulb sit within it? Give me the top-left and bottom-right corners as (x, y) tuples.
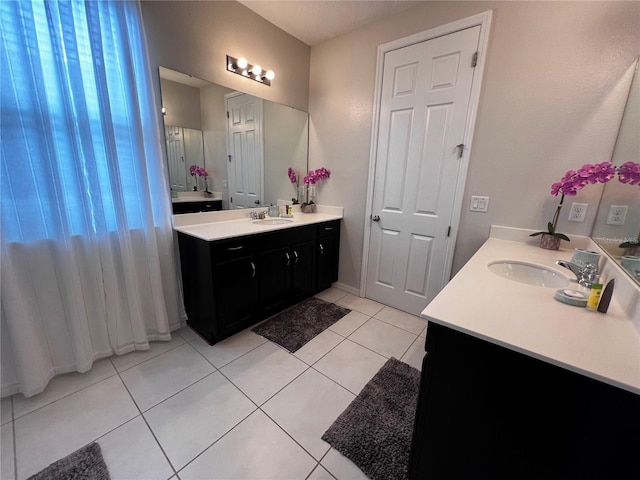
(237, 57), (248, 69)
(252, 65), (262, 75)
(265, 70), (275, 81)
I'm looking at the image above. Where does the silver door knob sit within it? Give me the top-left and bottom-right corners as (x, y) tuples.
(372, 215), (380, 222)
(254, 200), (260, 205)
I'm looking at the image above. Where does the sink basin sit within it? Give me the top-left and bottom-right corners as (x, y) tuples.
(488, 261), (570, 288)
(252, 218), (294, 225)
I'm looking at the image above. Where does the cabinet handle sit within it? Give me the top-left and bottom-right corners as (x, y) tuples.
(227, 245), (244, 251)
(250, 261), (256, 278)
(285, 252), (291, 266)
(319, 243), (324, 255)
(293, 250), (299, 264)
(324, 227), (334, 231)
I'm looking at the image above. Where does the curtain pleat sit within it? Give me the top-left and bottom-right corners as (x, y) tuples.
(1, 1), (186, 398)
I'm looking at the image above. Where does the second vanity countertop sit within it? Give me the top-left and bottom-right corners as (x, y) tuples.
(421, 227), (640, 394)
(173, 205), (344, 242)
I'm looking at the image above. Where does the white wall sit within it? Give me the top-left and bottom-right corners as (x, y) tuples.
(308, 1), (640, 290)
(142, 1), (310, 112)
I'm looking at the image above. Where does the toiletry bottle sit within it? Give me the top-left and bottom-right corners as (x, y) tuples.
(597, 278), (615, 313)
(586, 276), (603, 311)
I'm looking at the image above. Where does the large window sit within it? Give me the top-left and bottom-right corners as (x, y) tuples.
(1, 0), (161, 242)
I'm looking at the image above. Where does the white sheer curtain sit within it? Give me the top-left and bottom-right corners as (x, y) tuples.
(1, 0), (186, 397)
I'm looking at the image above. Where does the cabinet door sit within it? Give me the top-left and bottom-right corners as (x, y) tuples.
(214, 256), (258, 336)
(291, 239), (315, 302)
(258, 246), (291, 315)
(316, 234), (339, 291)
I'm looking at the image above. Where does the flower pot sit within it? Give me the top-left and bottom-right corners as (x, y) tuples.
(622, 245), (640, 256)
(301, 204), (316, 213)
(539, 233), (561, 250)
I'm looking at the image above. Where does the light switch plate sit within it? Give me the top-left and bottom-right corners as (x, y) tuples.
(470, 195), (489, 213)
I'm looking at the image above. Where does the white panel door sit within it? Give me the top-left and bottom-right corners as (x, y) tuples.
(226, 93), (264, 209)
(165, 125), (187, 191)
(366, 26), (480, 315)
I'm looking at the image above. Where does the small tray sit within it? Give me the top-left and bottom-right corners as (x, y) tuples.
(554, 289), (588, 308)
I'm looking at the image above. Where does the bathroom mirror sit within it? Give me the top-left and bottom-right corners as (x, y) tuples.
(159, 66), (309, 209)
(592, 59), (640, 284)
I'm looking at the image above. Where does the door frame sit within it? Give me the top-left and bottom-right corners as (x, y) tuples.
(360, 10), (493, 299)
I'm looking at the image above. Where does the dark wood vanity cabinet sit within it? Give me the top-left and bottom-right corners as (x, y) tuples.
(172, 199), (222, 215)
(316, 220), (340, 291)
(177, 220), (340, 344)
(409, 323), (640, 479)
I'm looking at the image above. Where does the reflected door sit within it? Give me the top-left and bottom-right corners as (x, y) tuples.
(366, 26), (480, 315)
(226, 93), (263, 208)
(165, 125), (187, 191)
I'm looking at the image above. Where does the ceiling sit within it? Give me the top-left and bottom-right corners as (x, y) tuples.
(238, 1), (423, 46)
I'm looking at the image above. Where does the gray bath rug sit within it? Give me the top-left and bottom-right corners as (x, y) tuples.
(322, 357), (421, 480)
(28, 442), (110, 480)
(252, 297), (350, 352)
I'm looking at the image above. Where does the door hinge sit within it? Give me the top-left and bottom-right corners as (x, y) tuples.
(447, 226), (452, 237)
(226, 111), (230, 118)
(456, 143), (465, 159)
(471, 52), (478, 68)
(230, 196), (233, 203)
(228, 155), (232, 162)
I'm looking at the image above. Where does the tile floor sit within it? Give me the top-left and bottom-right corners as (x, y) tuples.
(0, 288), (427, 480)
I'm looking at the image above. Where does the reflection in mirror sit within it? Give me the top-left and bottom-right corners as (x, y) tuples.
(159, 67), (309, 211)
(592, 59), (640, 284)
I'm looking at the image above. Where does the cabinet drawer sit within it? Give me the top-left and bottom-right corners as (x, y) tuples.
(317, 220), (340, 237)
(212, 236), (256, 263)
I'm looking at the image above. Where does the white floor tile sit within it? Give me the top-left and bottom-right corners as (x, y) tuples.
(178, 410), (316, 480)
(14, 376), (138, 479)
(175, 325), (198, 342)
(190, 327), (266, 369)
(401, 336), (425, 371)
(348, 318), (417, 359)
(1, 423), (15, 480)
(337, 296), (385, 316)
(263, 369), (355, 460)
(145, 372), (256, 470)
(308, 464), (337, 480)
(321, 448), (369, 480)
(374, 305), (427, 334)
(12, 358), (116, 419)
(294, 328), (344, 365)
(1, 396), (12, 425)
(220, 342), (307, 405)
(120, 343), (215, 412)
(315, 287), (348, 303)
(99, 416), (174, 480)
(313, 340), (387, 395)
(419, 323), (428, 338)
(328, 310), (370, 337)
(110, 335), (185, 373)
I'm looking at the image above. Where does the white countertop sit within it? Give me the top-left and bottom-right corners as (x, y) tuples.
(171, 191), (223, 203)
(173, 205), (343, 241)
(421, 227), (640, 394)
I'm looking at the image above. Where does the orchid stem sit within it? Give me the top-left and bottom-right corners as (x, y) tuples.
(551, 193), (564, 232)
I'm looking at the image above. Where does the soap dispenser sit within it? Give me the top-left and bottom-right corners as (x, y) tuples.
(268, 204), (279, 217)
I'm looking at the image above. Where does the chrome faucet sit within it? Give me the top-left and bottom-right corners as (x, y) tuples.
(556, 260), (598, 288)
(250, 210), (267, 220)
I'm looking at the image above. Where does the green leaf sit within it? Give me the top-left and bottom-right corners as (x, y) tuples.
(547, 222), (555, 234)
(529, 232), (544, 237)
(555, 233), (571, 242)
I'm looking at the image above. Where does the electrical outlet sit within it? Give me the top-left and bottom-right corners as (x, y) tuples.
(470, 195), (489, 213)
(606, 205), (628, 225)
(568, 203), (588, 222)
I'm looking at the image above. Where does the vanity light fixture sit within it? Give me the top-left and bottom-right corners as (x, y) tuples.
(226, 55), (274, 86)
